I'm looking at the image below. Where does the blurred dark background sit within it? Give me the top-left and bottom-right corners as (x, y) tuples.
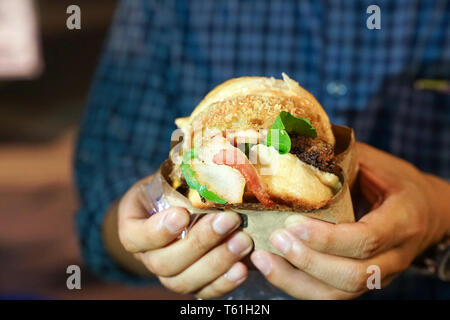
(0, 0), (185, 299)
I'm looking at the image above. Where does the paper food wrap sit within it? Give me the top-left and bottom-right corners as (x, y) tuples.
(141, 125), (358, 254)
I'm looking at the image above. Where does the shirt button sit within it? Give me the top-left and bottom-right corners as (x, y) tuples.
(326, 81), (347, 96)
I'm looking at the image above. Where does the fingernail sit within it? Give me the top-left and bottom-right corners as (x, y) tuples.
(284, 214), (308, 228)
(287, 225), (310, 241)
(270, 230), (292, 254)
(251, 251), (271, 275)
(228, 232), (253, 255)
(225, 263), (246, 283)
(163, 210), (186, 234)
(213, 211), (239, 235)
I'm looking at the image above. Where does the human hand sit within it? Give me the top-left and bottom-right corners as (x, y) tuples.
(117, 180), (253, 299)
(250, 142), (450, 299)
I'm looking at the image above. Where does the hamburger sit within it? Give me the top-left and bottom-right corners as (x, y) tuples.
(169, 73), (344, 214)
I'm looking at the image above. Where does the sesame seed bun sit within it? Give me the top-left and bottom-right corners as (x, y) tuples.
(175, 73), (335, 146)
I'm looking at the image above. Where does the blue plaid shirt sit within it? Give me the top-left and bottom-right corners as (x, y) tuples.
(75, 0), (450, 294)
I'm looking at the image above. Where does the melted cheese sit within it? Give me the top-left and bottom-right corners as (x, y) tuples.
(250, 144), (340, 205)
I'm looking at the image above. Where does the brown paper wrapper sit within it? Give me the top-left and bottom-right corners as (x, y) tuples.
(155, 125), (358, 255)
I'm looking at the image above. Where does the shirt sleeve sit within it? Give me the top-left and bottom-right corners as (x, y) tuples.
(74, 0), (176, 284)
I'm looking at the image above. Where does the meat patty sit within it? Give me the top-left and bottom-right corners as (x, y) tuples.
(290, 134), (336, 173)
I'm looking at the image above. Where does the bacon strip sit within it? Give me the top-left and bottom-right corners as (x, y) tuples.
(213, 148), (274, 208)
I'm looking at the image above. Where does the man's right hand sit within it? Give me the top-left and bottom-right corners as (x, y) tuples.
(117, 180), (254, 299)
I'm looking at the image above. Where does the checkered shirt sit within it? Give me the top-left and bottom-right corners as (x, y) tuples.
(75, 0), (450, 284)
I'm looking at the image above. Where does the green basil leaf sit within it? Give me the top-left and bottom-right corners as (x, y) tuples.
(279, 111), (317, 138)
(180, 149), (227, 204)
(269, 114), (285, 130)
(265, 111), (317, 154)
(266, 128), (291, 154)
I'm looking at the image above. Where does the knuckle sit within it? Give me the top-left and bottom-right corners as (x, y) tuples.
(188, 225), (216, 253)
(209, 251), (228, 269)
(118, 231), (139, 253)
(142, 254), (173, 276)
(320, 228), (334, 252)
(358, 229), (381, 259)
(404, 215), (425, 240)
(142, 229), (158, 248)
(142, 218), (160, 242)
(343, 265), (368, 293)
(293, 244), (314, 271)
(140, 254), (158, 274)
(189, 234), (211, 253)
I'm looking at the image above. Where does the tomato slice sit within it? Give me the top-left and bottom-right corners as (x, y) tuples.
(213, 148), (274, 208)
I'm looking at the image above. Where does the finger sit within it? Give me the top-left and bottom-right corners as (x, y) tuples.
(119, 206), (190, 253)
(140, 211), (242, 276)
(250, 250), (356, 299)
(195, 262), (248, 299)
(284, 189), (412, 259)
(270, 229), (409, 293)
(158, 231), (253, 294)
